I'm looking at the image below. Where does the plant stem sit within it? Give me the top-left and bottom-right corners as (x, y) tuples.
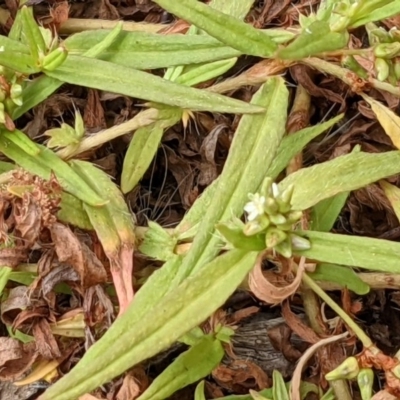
(302, 57), (400, 98)
(57, 108), (159, 159)
(302, 272), (374, 349)
(59, 19), (167, 34)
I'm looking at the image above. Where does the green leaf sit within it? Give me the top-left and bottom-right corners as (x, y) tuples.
(12, 75), (62, 120)
(152, 0), (277, 57)
(0, 44), (37, 74)
(308, 264), (370, 295)
(272, 370), (289, 400)
(9, 271), (37, 286)
(0, 266), (12, 296)
(311, 192), (349, 232)
(176, 77), (288, 281)
(20, 6), (46, 61)
(278, 21), (348, 60)
(44, 55), (264, 114)
(296, 230), (400, 273)
(58, 192), (93, 231)
(268, 114), (344, 179)
(176, 57), (237, 87)
(40, 249), (258, 400)
(137, 335), (224, 400)
(121, 108), (181, 193)
(139, 221), (178, 261)
(208, 0), (254, 20)
(350, 2), (400, 28)
(279, 151), (400, 211)
(0, 161), (15, 173)
(45, 123), (80, 148)
(0, 133), (106, 207)
(194, 381), (207, 400)
(216, 221), (265, 251)
(65, 31), (242, 70)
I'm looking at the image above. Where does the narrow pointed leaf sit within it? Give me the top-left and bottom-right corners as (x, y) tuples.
(137, 335), (224, 400)
(58, 193), (93, 231)
(65, 31), (242, 70)
(39, 249), (257, 400)
(311, 192), (349, 232)
(176, 78), (288, 282)
(0, 133), (106, 206)
(268, 114), (344, 178)
(277, 21), (348, 60)
(279, 151), (400, 211)
(152, 0), (277, 57)
(308, 264), (370, 295)
(350, 3), (400, 28)
(208, 0), (254, 20)
(296, 230), (400, 273)
(44, 55), (264, 114)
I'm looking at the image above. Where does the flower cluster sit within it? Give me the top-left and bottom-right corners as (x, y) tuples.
(243, 178), (310, 257)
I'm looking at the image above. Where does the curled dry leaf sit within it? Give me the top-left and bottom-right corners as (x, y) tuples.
(116, 368), (149, 400)
(32, 318), (61, 359)
(248, 254), (305, 305)
(372, 390), (398, 400)
(212, 359), (270, 394)
(41, 264), (80, 297)
(0, 337), (39, 381)
(49, 223), (107, 288)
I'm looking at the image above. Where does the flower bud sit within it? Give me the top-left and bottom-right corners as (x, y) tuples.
(357, 368), (374, 400)
(264, 197), (279, 215)
(243, 215), (270, 236)
(375, 57), (390, 81)
(290, 234), (311, 251)
(265, 227), (287, 248)
(374, 42), (400, 59)
(275, 237), (292, 258)
(42, 47), (68, 71)
(325, 357), (360, 381)
(269, 213), (287, 225)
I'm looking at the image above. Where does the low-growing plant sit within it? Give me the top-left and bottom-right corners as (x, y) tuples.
(1, 0), (400, 399)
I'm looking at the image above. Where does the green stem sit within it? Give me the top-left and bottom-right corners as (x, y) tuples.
(302, 272), (374, 349)
(56, 108), (159, 159)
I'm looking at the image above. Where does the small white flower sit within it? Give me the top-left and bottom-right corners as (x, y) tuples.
(244, 193), (265, 221)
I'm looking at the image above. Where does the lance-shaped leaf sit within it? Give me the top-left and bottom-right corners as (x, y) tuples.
(152, 0), (277, 57)
(295, 230), (400, 273)
(70, 160), (135, 313)
(39, 249), (257, 400)
(44, 55), (264, 114)
(277, 21), (348, 60)
(175, 77), (288, 282)
(0, 38), (37, 74)
(121, 106), (182, 193)
(311, 192), (349, 232)
(279, 151), (400, 211)
(58, 192), (93, 231)
(20, 5), (46, 61)
(137, 334), (224, 400)
(12, 23), (126, 120)
(268, 114), (344, 178)
(0, 267), (12, 296)
(65, 30), (242, 70)
(0, 131), (106, 206)
(308, 264), (370, 295)
(350, 2), (400, 28)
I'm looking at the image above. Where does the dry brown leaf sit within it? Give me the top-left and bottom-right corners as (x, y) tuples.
(41, 264), (80, 297)
(248, 255), (305, 305)
(0, 337), (38, 381)
(32, 318), (61, 359)
(371, 391), (397, 400)
(50, 223), (107, 288)
(116, 369), (148, 400)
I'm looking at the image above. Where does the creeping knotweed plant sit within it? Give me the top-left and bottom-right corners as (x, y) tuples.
(242, 177), (310, 257)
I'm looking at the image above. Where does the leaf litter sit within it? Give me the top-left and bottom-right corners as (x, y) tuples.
(2, 0), (400, 399)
